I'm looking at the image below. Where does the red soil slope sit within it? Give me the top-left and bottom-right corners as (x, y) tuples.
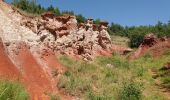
(14, 44), (53, 100)
(0, 39), (20, 79)
(12, 44), (73, 100)
(129, 37), (170, 60)
(0, 40), (74, 100)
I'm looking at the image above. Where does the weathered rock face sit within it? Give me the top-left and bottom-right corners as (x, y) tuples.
(20, 12), (112, 60)
(141, 33), (157, 47)
(129, 33), (170, 60)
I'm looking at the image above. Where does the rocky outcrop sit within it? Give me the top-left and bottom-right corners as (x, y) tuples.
(141, 33), (157, 47)
(129, 33), (170, 60)
(20, 12), (112, 60)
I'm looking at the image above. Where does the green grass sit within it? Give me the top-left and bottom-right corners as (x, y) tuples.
(57, 54), (170, 100)
(157, 68), (170, 91)
(0, 80), (29, 100)
(118, 81), (142, 100)
(49, 94), (61, 100)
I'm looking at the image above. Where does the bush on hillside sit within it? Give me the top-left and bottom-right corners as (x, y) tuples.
(119, 82), (142, 100)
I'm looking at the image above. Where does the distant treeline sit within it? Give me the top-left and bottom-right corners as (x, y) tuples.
(11, 0), (87, 23)
(11, 0), (170, 48)
(108, 21), (170, 47)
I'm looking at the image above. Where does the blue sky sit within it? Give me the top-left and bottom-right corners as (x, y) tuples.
(6, 0), (170, 26)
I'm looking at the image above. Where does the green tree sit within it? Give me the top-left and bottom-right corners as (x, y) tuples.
(54, 7), (61, 16)
(109, 23), (125, 36)
(94, 19), (101, 25)
(47, 5), (55, 12)
(12, 0), (46, 14)
(76, 14), (86, 23)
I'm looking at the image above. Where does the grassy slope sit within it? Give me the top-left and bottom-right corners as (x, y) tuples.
(0, 80), (29, 100)
(57, 53), (170, 100)
(156, 51), (170, 93)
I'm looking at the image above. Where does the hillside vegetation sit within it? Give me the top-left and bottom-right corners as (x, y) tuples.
(57, 53), (170, 100)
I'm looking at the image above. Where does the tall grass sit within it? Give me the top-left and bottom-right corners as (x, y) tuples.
(157, 69), (170, 91)
(57, 54), (170, 100)
(0, 80), (29, 100)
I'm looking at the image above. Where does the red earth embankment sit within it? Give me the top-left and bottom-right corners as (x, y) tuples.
(14, 44), (53, 100)
(0, 41), (73, 100)
(129, 34), (170, 60)
(0, 39), (20, 79)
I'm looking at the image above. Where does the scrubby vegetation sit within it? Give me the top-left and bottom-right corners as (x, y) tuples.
(0, 80), (29, 100)
(57, 54), (170, 100)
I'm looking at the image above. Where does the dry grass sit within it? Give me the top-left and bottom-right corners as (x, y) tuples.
(111, 35), (130, 47)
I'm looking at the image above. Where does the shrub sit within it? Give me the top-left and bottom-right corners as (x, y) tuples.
(119, 82), (142, 100)
(76, 14), (86, 23)
(128, 32), (144, 48)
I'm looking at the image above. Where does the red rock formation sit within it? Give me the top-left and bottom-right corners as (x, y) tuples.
(15, 44), (52, 100)
(141, 33), (157, 47)
(0, 39), (20, 79)
(41, 12), (55, 20)
(78, 23), (85, 29)
(129, 33), (170, 60)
